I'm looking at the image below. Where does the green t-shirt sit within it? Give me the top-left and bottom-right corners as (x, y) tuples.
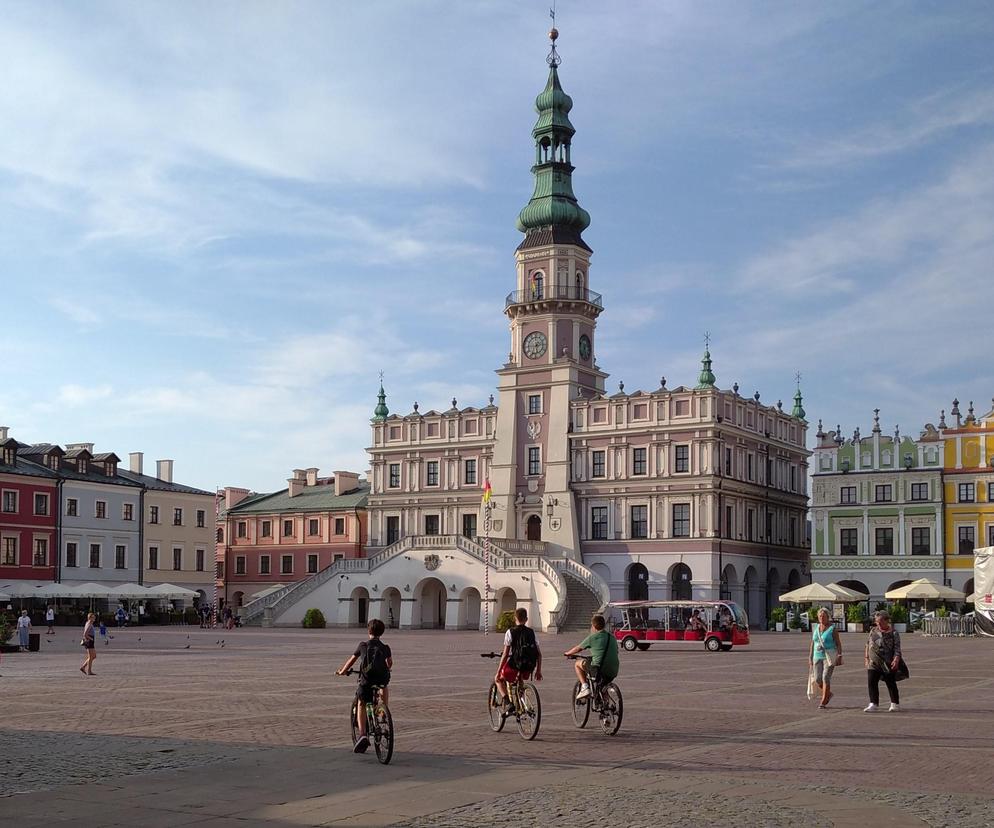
(579, 629), (619, 678)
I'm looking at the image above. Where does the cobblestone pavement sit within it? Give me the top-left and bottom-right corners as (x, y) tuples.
(0, 626), (992, 826)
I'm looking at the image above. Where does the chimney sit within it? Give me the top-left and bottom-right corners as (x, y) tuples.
(224, 487), (250, 509)
(334, 470), (360, 497)
(288, 477), (304, 497)
(156, 459), (174, 483)
(129, 452), (144, 474)
(0, 426), (8, 441)
(66, 442), (95, 453)
(305, 467), (318, 487)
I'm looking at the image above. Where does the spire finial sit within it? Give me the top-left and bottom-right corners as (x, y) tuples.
(873, 408), (881, 433)
(696, 335), (716, 390)
(939, 409), (947, 429)
(547, 3), (561, 67)
(791, 378), (806, 420)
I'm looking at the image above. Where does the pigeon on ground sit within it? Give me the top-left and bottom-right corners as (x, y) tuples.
(184, 644), (190, 649)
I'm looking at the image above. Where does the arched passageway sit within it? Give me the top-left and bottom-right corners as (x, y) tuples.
(458, 587), (482, 629)
(627, 562), (649, 602)
(670, 562), (693, 601)
(381, 587), (401, 629)
(412, 578), (446, 629)
(496, 587), (517, 615)
(349, 586), (370, 626)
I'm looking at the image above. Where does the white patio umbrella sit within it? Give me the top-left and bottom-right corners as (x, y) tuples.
(34, 582), (82, 599)
(824, 582), (870, 602)
(778, 583), (840, 604)
(68, 582), (116, 599)
(145, 583), (198, 599)
(106, 583), (151, 600)
(1, 582), (48, 597)
(885, 578), (964, 601)
(966, 592), (977, 603)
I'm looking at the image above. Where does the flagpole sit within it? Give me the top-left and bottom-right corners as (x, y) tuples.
(483, 479), (492, 635)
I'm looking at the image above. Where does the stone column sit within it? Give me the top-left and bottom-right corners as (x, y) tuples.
(399, 597), (416, 630)
(445, 597), (462, 630)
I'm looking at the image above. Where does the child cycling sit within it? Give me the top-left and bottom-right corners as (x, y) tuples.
(494, 607), (542, 711)
(564, 614), (619, 700)
(337, 618), (393, 753)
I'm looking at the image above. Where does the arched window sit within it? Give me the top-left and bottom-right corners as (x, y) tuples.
(530, 271), (544, 300)
(627, 563), (649, 602)
(671, 562), (692, 601)
(575, 271), (584, 297)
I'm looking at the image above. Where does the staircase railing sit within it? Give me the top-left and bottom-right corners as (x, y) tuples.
(550, 556), (611, 611)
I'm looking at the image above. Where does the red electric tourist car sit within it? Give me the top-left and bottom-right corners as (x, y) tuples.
(608, 600), (751, 652)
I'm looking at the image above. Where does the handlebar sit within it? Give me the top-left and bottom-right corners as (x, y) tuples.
(480, 652), (500, 659)
(339, 669), (357, 676)
(564, 653), (588, 660)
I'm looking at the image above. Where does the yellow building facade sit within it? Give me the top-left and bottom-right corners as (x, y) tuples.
(942, 400), (994, 594)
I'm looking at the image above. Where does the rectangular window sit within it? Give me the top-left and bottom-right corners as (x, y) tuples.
(1, 536), (16, 565)
(283, 519), (293, 537)
(747, 454), (754, 481)
(389, 463), (400, 488)
(261, 520), (271, 537)
(672, 504), (690, 538)
(65, 541), (78, 568)
(462, 513), (477, 539)
(95, 500), (107, 519)
(528, 447), (541, 476)
(958, 483), (975, 503)
(989, 525), (994, 548)
(528, 394), (541, 414)
(958, 526), (975, 555)
(790, 466), (797, 492)
(281, 555), (293, 574)
(840, 486), (857, 505)
(307, 553), (318, 574)
(259, 555), (271, 575)
(464, 459), (477, 485)
(630, 505), (648, 539)
(122, 502), (133, 521)
(911, 527), (930, 556)
(426, 461), (439, 487)
(196, 509), (206, 528)
(235, 556), (246, 575)
(747, 510), (755, 542)
(237, 521), (247, 538)
(424, 514), (440, 536)
(989, 483), (994, 503)
(115, 545), (126, 569)
(173, 507), (183, 526)
(386, 516), (400, 545)
(765, 512), (773, 542)
(196, 548), (205, 571)
(910, 483), (928, 501)
(148, 546), (158, 570)
(726, 505), (733, 538)
(34, 538), (49, 566)
(2, 490), (17, 513)
(875, 527), (894, 556)
(215, 561), (223, 579)
(308, 518), (319, 536)
(149, 505), (159, 524)
(67, 498), (78, 517)
(173, 547), (182, 570)
(592, 451), (605, 478)
(725, 448), (732, 476)
(591, 507), (608, 540)
(840, 528), (858, 556)
(34, 493), (49, 515)
(89, 543), (100, 568)
(335, 517), (345, 535)
(874, 485), (892, 503)
(632, 448), (647, 476)
(674, 445), (690, 473)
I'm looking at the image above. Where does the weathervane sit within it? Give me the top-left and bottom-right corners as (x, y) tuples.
(547, 2), (561, 67)
(795, 371), (802, 388)
(704, 331), (711, 350)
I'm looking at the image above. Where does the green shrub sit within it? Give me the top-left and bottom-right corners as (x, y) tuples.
(788, 611), (801, 629)
(770, 607), (787, 625)
(183, 607), (199, 625)
(936, 606), (949, 618)
(0, 615), (12, 645)
(302, 608), (326, 629)
(846, 603), (866, 622)
(889, 604), (908, 624)
(495, 610), (516, 633)
(807, 607), (819, 622)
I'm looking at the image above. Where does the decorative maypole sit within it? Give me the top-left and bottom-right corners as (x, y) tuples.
(482, 477), (493, 635)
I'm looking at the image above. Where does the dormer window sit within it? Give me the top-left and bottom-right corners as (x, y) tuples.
(78, 459), (87, 474)
(1, 448), (13, 465)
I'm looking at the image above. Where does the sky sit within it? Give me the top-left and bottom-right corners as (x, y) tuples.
(2, 0), (993, 493)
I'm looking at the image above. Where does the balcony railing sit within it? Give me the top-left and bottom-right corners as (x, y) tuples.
(505, 285), (603, 309)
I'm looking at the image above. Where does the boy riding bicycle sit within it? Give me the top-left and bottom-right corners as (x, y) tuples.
(494, 607), (542, 710)
(337, 619), (393, 753)
(564, 614), (619, 700)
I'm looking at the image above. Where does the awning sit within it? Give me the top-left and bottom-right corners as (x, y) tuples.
(885, 578), (964, 601)
(145, 583), (199, 599)
(105, 583), (151, 600)
(778, 583), (841, 603)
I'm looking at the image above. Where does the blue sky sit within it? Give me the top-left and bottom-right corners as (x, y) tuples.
(2, 1), (993, 492)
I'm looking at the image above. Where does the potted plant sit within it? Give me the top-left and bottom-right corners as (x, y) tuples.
(846, 603), (865, 633)
(889, 603), (908, 633)
(788, 610), (801, 632)
(770, 606), (786, 632)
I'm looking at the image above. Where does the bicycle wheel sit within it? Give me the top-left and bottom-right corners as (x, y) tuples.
(373, 705), (394, 765)
(571, 681), (590, 728)
(487, 683), (506, 732)
(349, 698), (359, 744)
(516, 683), (541, 741)
(599, 683), (623, 736)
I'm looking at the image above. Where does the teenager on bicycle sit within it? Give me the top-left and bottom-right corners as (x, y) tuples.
(564, 614), (619, 700)
(337, 618), (393, 753)
(494, 607), (542, 711)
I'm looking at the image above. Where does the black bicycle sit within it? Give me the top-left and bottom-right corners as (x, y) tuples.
(566, 654), (623, 735)
(481, 652), (541, 740)
(340, 669), (394, 764)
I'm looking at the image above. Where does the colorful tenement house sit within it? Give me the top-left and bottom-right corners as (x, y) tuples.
(940, 398), (994, 597)
(810, 413), (945, 600)
(217, 469), (368, 610)
(246, 30), (809, 632)
(0, 429), (58, 584)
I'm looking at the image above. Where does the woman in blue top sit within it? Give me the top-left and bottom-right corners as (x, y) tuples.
(808, 607), (843, 708)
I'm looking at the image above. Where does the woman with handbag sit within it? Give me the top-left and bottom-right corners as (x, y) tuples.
(808, 607), (842, 709)
(864, 609), (905, 712)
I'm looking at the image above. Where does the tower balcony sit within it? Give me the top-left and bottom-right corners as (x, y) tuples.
(505, 285), (603, 310)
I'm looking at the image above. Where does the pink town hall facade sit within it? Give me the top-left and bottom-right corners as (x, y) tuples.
(244, 36), (810, 632)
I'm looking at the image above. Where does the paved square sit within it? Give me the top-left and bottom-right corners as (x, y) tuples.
(1, 626), (992, 826)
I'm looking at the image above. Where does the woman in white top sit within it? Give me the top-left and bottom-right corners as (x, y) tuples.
(80, 612), (97, 675)
(46, 605), (56, 635)
(17, 609), (32, 652)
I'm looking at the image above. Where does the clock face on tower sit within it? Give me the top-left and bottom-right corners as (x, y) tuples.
(579, 334), (591, 361)
(523, 331), (547, 359)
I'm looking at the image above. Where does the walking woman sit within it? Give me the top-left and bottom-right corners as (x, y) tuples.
(80, 612), (97, 676)
(864, 610), (902, 712)
(809, 606), (842, 708)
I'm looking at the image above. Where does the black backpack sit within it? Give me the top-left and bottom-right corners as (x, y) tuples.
(360, 639), (390, 683)
(508, 625), (539, 673)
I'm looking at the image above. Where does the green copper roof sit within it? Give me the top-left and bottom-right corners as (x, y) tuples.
(695, 349), (716, 390)
(373, 384), (389, 421)
(516, 64), (590, 238)
(792, 387), (806, 420)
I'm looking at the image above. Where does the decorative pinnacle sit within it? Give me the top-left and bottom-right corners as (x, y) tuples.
(489, 394), (495, 406)
(696, 337), (716, 390)
(659, 376), (667, 390)
(618, 380), (625, 393)
(373, 377), (389, 421)
(451, 397), (458, 410)
(873, 408), (881, 432)
(733, 382), (739, 396)
(939, 409), (946, 428)
(547, 5), (561, 67)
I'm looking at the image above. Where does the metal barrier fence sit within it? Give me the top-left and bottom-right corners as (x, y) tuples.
(920, 616), (975, 637)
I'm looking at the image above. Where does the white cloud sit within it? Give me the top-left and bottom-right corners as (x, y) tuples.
(57, 384), (113, 406)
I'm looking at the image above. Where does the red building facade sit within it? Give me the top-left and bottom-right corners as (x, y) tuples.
(0, 435), (59, 584)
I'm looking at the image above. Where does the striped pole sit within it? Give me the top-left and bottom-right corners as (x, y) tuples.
(484, 501), (492, 635)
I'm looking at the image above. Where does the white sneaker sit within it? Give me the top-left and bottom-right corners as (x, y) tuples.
(576, 683), (591, 700)
(888, 703), (900, 712)
(863, 703), (878, 712)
